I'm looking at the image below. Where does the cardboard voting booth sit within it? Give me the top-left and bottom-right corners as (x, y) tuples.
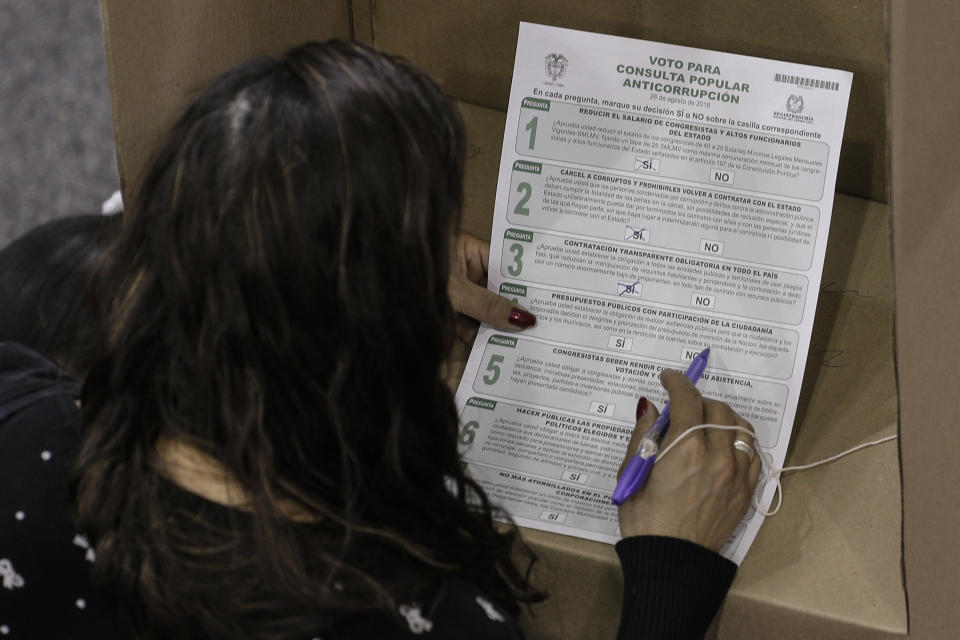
(97, 1), (960, 637)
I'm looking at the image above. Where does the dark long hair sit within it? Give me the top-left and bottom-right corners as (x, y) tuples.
(73, 41), (541, 638)
(0, 214), (120, 374)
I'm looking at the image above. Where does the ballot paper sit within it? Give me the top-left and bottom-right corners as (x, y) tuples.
(454, 23), (852, 564)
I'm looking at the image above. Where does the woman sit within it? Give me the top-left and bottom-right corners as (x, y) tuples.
(0, 41), (759, 638)
(0, 213), (122, 637)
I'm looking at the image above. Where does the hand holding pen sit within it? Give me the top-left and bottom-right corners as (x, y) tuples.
(613, 359), (763, 551)
(611, 348), (711, 506)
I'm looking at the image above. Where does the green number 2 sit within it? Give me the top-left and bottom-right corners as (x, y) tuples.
(507, 243), (524, 276)
(458, 420), (479, 446)
(514, 182), (532, 216)
(483, 354), (505, 385)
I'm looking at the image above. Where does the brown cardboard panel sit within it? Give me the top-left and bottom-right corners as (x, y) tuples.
(448, 103), (905, 638)
(518, 529), (622, 640)
(728, 195), (904, 637)
(368, 0), (887, 202)
(889, 2), (960, 639)
(98, 0), (908, 632)
(99, 0), (350, 198)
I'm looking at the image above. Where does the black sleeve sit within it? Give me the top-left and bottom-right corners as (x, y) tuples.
(330, 576), (525, 639)
(0, 343), (128, 638)
(615, 536), (736, 640)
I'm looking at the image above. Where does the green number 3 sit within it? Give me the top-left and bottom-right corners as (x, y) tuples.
(507, 243), (524, 276)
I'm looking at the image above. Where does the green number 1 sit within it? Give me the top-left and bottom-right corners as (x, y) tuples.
(525, 116), (538, 149)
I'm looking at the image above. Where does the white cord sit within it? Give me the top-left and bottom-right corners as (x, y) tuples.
(656, 423), (898, 517)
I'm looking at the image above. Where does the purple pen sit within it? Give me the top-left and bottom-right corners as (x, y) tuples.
(610, 347), (711, 506)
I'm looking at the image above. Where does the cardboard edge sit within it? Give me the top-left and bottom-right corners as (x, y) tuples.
(351, 0), (374, 45)
(883, 2), (910, 635)
(97, 0), (128, 197)
(889, 1), (960, 637)
(718, 590), (907, 640)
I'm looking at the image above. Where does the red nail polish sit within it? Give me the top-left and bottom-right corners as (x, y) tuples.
(508, 307), (536, 328)
(636, 397), (648, 420)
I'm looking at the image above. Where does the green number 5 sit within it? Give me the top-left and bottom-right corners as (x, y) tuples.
(483, 354), (505, 385)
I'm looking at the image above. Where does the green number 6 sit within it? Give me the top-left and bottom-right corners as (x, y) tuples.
(458, 420), (479, 446)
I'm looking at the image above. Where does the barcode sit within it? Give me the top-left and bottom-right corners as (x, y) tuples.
(774, 73), (839, 91)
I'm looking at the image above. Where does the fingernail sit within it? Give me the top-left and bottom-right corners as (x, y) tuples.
(636, 397), (648, 420)
(508, 307), (536, 328)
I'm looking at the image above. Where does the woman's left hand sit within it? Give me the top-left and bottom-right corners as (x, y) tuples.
(448, 232), (536, 343)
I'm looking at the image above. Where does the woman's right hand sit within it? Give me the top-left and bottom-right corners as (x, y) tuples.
(616, 369), (762, 551)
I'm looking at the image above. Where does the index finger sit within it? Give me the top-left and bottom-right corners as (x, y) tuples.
(459, 233), (491, 282)
(658, 369), (705, 450)
(448, 274), (535, 331)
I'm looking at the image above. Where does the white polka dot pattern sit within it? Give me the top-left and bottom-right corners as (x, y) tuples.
(475, 596), (505, 623)
(398, 603), (433, 634)
(0, 559), (24, 590)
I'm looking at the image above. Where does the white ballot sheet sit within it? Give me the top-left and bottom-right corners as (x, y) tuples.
(454, 23), (852, 564)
